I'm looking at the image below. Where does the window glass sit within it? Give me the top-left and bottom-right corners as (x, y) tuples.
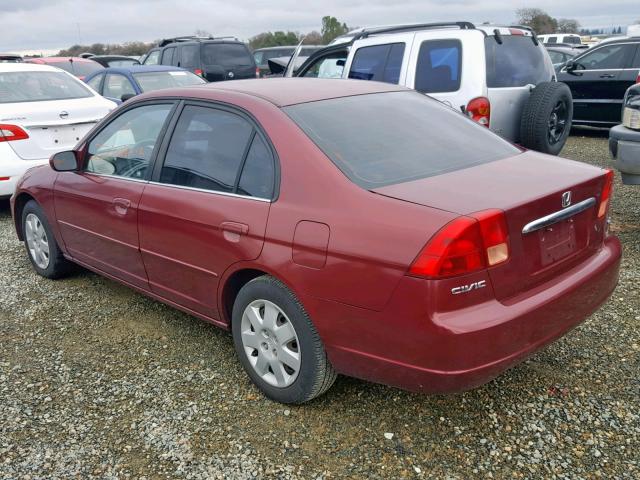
(133, 71), (205, 92)
(302, 51), (347, 78)
(547, 37), (557, 44)
(238, 135), (274, 198)
(415, 39), (462, 93)
(144, 50), (160, 65)
(86, 73), (103, 92)
(574, 44), (635, 70)
(564, 36), (580, 45)
(86, 104), (172, 179)
(348, 43), (405, 84)
(202, 44), (253, 66)
(161, 47), (176, 65)
(52, 60), (103, 77)
(0, 71), (92, 103)
(180, 45), (200, 68)
(103, 74), (136, 99)
(633, 46), (640, 68)
(160, 106), (253, 193)
(285, 91), (520, 189)
(485, 36), (553, 87)
(106, 59), (139, 67)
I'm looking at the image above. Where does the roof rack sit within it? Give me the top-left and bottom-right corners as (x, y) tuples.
(355, 21), (476, 40)
(159, 35), (240, 47)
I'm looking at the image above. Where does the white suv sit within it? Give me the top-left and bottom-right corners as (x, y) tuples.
(293, 22), (573, 155)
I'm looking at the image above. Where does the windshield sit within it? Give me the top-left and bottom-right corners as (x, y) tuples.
(0, 71), (93, 103)
(485, 36), (554, 88)
(133, 71), (205, 91)
(285, 91), (520, 189)
(51, 60), (104, 77)
(203, 43), (253, 67)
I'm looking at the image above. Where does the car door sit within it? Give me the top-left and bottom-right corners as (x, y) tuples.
(559, 42), (638, 124)
(103, 73), (137, 104)
(138, 102), (275, 319)
(54, 102), (176, 289)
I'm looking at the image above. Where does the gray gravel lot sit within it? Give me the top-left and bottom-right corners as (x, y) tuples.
(1, 131), (639, 479)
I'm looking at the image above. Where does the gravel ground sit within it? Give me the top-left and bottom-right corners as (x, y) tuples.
(1, 131), (639, 479)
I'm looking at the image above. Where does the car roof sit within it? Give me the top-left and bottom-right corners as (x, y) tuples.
(0, 62), (68, 73)
(143, 78), (408, 107)
(28, 56), (96, 63)
(96, 65), (186, 75)
(91, 55), (138, 60)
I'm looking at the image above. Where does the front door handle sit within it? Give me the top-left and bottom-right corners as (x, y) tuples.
(599, 73), (616, 78)
(220, 221), (249, 243)
(113, 197), (131, 215)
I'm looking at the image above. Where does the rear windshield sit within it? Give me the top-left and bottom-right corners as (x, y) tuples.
(485, 36), (554, 88)
(51, 60), (104, 77)
(0, 71), (93, 103)
(202, 43), (253, 67)
(133, 71), (206, 91)
(285, 91), (520, 189)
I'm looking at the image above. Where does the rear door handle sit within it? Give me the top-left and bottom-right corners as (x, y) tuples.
(220, 221), (249, 243)
(113, 197), (131, 215)
(599, 73), (616, 78)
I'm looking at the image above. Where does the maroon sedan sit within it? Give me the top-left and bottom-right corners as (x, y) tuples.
(10, 79), (621, 404)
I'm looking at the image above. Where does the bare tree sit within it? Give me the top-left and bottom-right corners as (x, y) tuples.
(557, 18), (580, 34)
(515, 8), (558, 34)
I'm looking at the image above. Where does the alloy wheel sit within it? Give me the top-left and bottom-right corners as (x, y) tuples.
(24, 213), (50, 269)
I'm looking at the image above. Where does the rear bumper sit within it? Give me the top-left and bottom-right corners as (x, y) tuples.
(0, 147), (49, 197)
(309, 237), (621, 393)
(609, 124), (640, 185)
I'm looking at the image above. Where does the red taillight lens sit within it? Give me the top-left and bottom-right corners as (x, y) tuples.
(409, 209), (509, 279)
(256, 67), (261, 78)
(509, 28), (525, 35)
(194, 68), (203, 77)
(598, 169), (614, 219)
(636, 73), (639, 84)
(0, 124), (29, 143)
(466, 97), (491, 127)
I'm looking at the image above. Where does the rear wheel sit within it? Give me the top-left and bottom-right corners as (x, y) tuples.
(520, 81), (573, 156)
(232, 275), (336, 404)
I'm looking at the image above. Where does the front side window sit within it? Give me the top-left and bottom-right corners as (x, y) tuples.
(160, 106), (253, 193)
(415, 39), (462, 93)
(86, 73), (104, 92)
(85, 104), (172, 179)
(144, 50), (160, 65)
(301, 51), (347, 78)
(348, 43), (405, 84)
(0, 71), (92, 103)
(180, 45), (200, 68)
(103, 74), (136, 99)
(574, 44), (636, 70)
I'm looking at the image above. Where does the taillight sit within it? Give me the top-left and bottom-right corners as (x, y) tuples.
(409, 209), (509, 279)
(256, 67), (261, 78)
(0, 124), (29, 143)
(509, 28), (524, 36)
(194, 68), (203, 77)
(597, 170), (614, 219)
(636, 73), (639, 84)
(466, 97), (491, 127)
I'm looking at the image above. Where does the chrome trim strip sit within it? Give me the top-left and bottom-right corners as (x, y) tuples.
(147, 181), (271, 203)
(26, 120), (101, 129)
(84, 172), (149, 184)
(522, 197), (597, 234)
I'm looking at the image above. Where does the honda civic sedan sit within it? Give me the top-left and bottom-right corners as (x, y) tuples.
(10, 78), (621, 404)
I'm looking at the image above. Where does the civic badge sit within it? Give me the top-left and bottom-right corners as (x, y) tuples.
(561, 191), (572, 208)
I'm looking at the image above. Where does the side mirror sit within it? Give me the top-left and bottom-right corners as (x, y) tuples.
(50, 151), (81, 172)
(565, 60), (577, 72)
(121, 93), (136, 102)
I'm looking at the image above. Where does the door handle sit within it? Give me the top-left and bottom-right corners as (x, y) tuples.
(220, 221), (249, 243)
(599, 74), (616, 78)
(113, 197), (131, 215)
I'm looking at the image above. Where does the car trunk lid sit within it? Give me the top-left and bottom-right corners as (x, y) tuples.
(373, 151), (609, 300)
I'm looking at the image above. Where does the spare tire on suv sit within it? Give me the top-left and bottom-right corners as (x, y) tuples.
(520, 81), (573, 155)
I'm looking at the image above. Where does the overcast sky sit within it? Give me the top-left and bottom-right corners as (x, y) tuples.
(1, 0), (638, 53)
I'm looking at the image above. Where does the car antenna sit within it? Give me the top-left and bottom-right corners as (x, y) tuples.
(69, 57), (75, 74)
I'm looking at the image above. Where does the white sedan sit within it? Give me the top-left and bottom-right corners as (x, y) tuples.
(0, 63), (116, 197)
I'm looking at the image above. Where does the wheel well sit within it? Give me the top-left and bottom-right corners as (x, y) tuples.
(221, 269), (268, 325)
(13, 193), (35, 240)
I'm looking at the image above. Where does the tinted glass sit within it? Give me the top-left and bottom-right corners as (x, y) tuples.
(255, 48), (295, 65)
(106, 59), (139, 67)
(547, 37), (557, 44)
(86, 104), (172, 179)
(0, 71), (92, 103)
(348, 43), (405, 84)
(202, 44), (253, 66)
(564, 36), (580, 45)
(144, 50), (160, 65)
(574, 44), (636, 70)
(633, 46), (640, 68)
(103, 74), (136, 99)
(302, 51), (347, 78)
(285, 91), (520, 189)
(86, 73), (103, 92)
(238, 135), (274, 198)
(52, 60), (103, 77)
(485, 36), (553, 88)
(548, 51), (563, 63)
(180, 45), (199, 68)
(160, 106), (253, 193)
(300, 46), (322, 56)
(415, 39), (462, 93)
(161, 47), (176, 65)
(134, 71), (205, 91)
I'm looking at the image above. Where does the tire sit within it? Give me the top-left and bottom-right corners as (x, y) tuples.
(520, 81), (573, 156)
(21, 200), (73, 279)
(232, 275), (337, 404)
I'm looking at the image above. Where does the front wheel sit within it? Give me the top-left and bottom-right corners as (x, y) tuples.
(520, 81), (573, 156)
(232, 275), (336, 404)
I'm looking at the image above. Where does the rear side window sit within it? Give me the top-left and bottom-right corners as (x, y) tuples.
(160, 105), (253, 194)
(202, 43), (253, 67)
(180, 45), (199, 68)
(161, 47), (176, 65)
(285, 91), (520, 189)
(237, 135), (275, 198)
(415, 39), (462, 93)
(547, 37), (557, 44)
(485, 36), (553, 88)
(348, 43), (405, 84)
(564, 36), (580, 45)
(633, 46), (640, 68)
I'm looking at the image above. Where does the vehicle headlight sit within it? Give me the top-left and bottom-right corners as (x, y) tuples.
(622, 107), (640, 130)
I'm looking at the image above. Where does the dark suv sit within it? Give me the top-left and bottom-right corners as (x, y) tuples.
(144, 36), (258, 82)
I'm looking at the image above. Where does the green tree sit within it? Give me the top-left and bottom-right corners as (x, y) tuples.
(321, 16), (349, 44)
(557, 18), (580, 34)
(249, 31), (301, 50)
(515, 8), (558, 34)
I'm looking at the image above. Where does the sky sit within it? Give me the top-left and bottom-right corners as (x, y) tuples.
(1, 0), (638, 54)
